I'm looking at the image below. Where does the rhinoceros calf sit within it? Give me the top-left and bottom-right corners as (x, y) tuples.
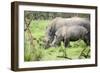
(51, 26), (90, 47)
(44, 17), (90, 48)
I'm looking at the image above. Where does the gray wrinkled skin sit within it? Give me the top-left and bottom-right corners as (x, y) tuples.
(44, 17), (90, 48)
(51, 26), (89, 47)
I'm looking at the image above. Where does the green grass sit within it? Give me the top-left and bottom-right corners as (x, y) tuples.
(24, 20), (90, 61)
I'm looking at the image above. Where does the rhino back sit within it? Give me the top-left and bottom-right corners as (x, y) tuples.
(66, 26), (88, 40)
(64, 17), (90, 31)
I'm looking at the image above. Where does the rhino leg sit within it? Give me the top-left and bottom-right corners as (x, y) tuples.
(64, 39), (69, 48)
(83, 33), (90, 45)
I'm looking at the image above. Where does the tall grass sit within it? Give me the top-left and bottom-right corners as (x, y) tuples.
(24, 20), (90, 61)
